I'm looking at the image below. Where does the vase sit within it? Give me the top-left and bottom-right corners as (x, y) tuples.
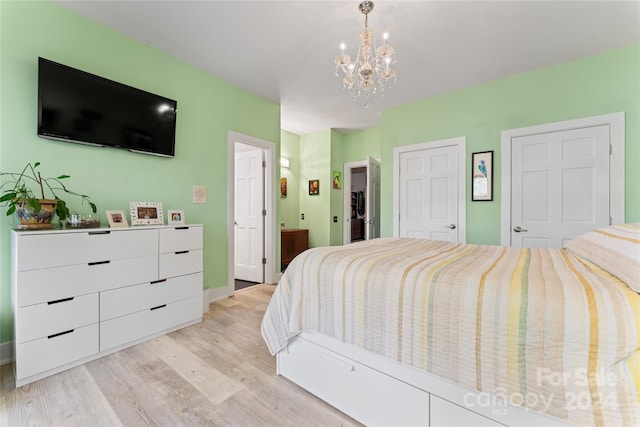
(15, 199), (58, 229)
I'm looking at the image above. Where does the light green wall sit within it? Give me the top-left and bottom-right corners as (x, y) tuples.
(342, 127), (382, 163)
(0, 0), (280, 343)
(330, 130), (344, 246)
(299, 129), (331, 247)
(280, 130), (300, 229)
(380, 45), (640, 243)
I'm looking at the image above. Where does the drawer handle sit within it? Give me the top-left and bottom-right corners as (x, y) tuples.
(48, 329), (74, 339)
(150, 279), (167, 285)
(88, 260), (111, 266)
(150, 304), (167, 311)
(175, 226), (189, 230)
(322, 351), (355, 372)
(48, 297), (74, 305)
(88, 230), (110, 235)
(175, 250), (189, 255)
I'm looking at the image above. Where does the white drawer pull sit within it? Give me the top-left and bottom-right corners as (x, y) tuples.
(48, 329), (74, 339)
(322, 351), (355, 372)
(175, 250), (189, 255)
(48, 297), (74, 305)
(88, 260), (110, 266)
(150, 279), (167, 285)
(150, 304), (167, 311)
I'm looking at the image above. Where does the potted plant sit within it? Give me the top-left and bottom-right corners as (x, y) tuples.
(0, 161), (97, 229)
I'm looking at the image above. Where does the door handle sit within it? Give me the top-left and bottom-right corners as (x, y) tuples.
(444, 224), (456, 230)
(514, 226), (528, 233)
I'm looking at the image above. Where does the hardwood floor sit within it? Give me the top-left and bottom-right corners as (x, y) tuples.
(0, 285), (360, 426)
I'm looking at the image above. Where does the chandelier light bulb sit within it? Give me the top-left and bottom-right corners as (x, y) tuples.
(334, 0), (397, 104)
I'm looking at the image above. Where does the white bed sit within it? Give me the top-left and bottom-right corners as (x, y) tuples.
(262, 225), (640, 426)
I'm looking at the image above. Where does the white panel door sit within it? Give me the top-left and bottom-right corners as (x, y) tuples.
(399, 145), (459, 242)
(366, 156), (381, 240)
(511, 125), (610, 248)
(234, 148), (264, 282)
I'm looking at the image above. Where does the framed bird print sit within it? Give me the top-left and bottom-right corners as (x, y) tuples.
(472, 151), (493, 201)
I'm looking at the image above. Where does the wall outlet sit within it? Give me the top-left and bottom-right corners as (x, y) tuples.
(333, 216), (338, 223)
(301, 213), (305, 220)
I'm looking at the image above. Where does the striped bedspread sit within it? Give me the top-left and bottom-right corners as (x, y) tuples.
(261, 237), (640, 426)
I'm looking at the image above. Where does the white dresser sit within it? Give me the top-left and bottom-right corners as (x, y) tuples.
(11, 225), (203, 387)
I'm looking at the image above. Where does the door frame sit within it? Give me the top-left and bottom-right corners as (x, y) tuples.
(343, 160), (367, 244)
(500, 112), (625, 246)
(393, 137), (467, 242)
(227, 131), (277, 297)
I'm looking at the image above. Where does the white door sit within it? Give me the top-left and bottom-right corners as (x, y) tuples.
(511, 125), (610, 248)
(398, 145), (460, 242)
(234, 146), (264, 282)
(366, 156), (381, 240)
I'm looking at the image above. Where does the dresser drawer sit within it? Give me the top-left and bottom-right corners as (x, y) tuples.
(16, 323), (98, 381)
(17, 255), (158, 307)
(100, 272), (203, 321)
(100, 295), (202, 352)
(159, 249), (202, 278)
(16, 293), (98, 344)
(159, 226), (202, 254)
(15, 228), (158, 271)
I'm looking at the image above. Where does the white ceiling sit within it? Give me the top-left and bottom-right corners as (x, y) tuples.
(55, 1), (640, 135)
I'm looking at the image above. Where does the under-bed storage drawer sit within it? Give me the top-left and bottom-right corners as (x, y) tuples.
(430, 395), (502, 427)
(278, 336), (430, 427)
(100, 295), (202, 352)
(15, 323), (99, 380)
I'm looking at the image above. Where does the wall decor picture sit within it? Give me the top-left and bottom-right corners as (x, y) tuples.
(280, 177), (287, 198)
(333, 171), (342, 189)
(130, 201), (164, 225)
(168, 210), (185, 225)
(106, 210), (128, 228)
(309, 179), (319, 195)
(472, 151), (493, 201)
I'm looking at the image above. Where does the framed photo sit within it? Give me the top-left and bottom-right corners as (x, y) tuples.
(332, 171), (342, 189)
(168, 210), (185, 225)
(130, 201), (164, 225)
(472, 151), (493, 201)
(280, 177), (287, 198)
(309, 179), (319, 195)
(106, 210), (128, 228)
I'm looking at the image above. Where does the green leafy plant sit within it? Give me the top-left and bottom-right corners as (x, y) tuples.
(0, 162), (96, 222)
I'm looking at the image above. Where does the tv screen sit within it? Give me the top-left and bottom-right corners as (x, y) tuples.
(38, 57), (177, 157)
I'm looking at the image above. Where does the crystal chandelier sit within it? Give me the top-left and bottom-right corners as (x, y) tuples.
(334, 0), (396, 106)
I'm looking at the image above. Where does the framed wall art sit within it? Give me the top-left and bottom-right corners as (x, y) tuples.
(130, 201), (164, 225)
(332, 171), (342, 190)
(280, 177), (287, 198)
(168, 209), (185, 225)
(106, 210), (128, 228)
(472, 151), (493, 201)
(309, 179), (319, 195)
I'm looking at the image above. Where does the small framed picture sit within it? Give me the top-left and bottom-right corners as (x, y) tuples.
(309, 179), (319, 195)
(472, 151), (493, 201)
(332, 171), (342, 190)
(106, 210), (128, 228)
(280, 177), (287, 198)
(130, 201), (164, 225)
(168, 210), (185, 225)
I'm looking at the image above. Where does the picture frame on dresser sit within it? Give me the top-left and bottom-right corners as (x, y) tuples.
(106, 210), (128, 227)
(168, 210), (185, 225)
(130, 201), (164, 225)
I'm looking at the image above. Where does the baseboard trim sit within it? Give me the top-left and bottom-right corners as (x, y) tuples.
(209, 286), (232, 304)
(0, 340), (14, 365)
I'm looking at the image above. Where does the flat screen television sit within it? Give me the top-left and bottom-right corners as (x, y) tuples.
(38, 57), (177, 157)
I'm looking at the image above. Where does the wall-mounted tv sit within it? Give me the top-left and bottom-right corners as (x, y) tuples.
(38, 57), (177, 157)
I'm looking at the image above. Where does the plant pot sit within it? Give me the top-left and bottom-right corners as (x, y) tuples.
(15, 199), (58, 229)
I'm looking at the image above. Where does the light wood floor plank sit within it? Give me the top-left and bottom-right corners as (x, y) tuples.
(0, 284), (360, 426)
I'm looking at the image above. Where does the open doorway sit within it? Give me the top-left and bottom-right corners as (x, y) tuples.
(226, 131), (277, 299)
(343, 157), (380, 244)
